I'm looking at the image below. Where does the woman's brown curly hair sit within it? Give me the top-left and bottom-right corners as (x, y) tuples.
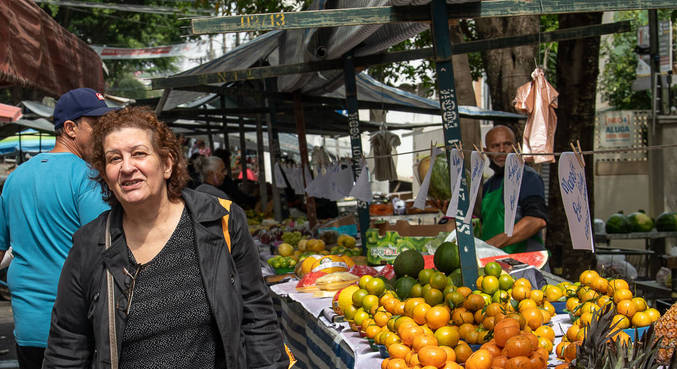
(90, 106), (189, 205)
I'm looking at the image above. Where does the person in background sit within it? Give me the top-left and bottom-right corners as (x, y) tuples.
(0, 88), (112, 369)
(213, 148), (256, 209)
(43, 106), (290, 369)
(197, 139), (211, 156)
(194, 155), (229, 199)
(481, 125), (548, 253)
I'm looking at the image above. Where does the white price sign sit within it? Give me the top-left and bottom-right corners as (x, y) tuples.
(559, 153), (594, 251)
(503, 153), (524, 237)
(446, 148), (464, 218)
(464, 151), (486, 223)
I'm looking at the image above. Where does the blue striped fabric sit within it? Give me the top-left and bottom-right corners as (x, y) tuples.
(272, 294), (356, 369)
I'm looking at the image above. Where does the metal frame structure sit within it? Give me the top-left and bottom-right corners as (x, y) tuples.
(152, 0), (675, 287)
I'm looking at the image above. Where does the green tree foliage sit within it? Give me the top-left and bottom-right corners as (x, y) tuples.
(598, 10), (676, 110)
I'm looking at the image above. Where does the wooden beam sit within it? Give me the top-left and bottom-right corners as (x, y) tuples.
(190, 1), (674, 34)
(155, 21), (630, 89)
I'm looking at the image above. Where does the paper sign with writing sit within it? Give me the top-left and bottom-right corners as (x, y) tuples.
(414, 147), (442, 210)
(464, 151), (486, 223)
(446, 149), (464, 218)
(503, 153), (524, 237)
(559, 152), (595, 251)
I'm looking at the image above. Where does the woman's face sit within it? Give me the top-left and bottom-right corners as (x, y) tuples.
(103, 127), (172, 207)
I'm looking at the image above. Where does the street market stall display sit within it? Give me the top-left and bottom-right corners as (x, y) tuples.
(247, 213), (676, 369)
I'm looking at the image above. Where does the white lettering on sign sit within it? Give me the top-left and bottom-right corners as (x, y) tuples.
(559, 152), (594, 251)
(464, 151), (486, 223)
(439, 89), (459, 130)
(446, 149), (464, 218)
(503, 154), (524, 237)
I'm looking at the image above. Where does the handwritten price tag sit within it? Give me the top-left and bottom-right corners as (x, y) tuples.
(464, 151), (486, 223)
(503, 153), (524, 237)
(414, 147), (442, 210)
(559, 153), (594, 251)
(446, 149), (464, 218)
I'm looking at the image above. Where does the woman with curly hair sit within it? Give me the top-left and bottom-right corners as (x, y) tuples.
(43, 106), (291, 369)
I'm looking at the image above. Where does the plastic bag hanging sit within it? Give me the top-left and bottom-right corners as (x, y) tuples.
(514, 67), (558, 164)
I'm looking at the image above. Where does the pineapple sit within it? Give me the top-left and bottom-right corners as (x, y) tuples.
(655, 302), (677, 365)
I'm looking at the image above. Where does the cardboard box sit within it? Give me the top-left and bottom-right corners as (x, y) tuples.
(365, 220), (455, 265)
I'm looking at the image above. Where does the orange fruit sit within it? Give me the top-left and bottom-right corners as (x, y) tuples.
(613, 288), (633, 304)
(414, 303), (432, 325)
(388, 343), (412, 359)
(566, 297), (580, 312)
(464, 294), (487, 312)
(566, 324), (580, 342)
(616, 299), (637, 317)
(563, 341), (580, 362)
(464, 348), (492, 369)
(521, 307), (544, 330)
(481, 316), (496, 331)
(504, 335), (533, 358)
(579, 312), (593, 327)
(534, 325), (555, 342)
(413, 334), (439, 352)
(597, 295), (612, 308)
(491, 355), (508, 368)
(514, 278), (532, 289)
(400, 324), (424, 346)
(386, 358), (407, 369)
(579, 270), (599, 285)
(612, 314), (631, 330)
(538, 336), (553, 352)
(442, 361), (462, 369)
(518, 299), (538, 312)
(542, 301), (556, 317)
(529, 290), (544, 305)
(454, 343), (472, 363)
(434, 326), (460, 347)
(592, 277), (609, 294)
(646, 308), (661, 322)
(366, 325), (382, 339)
(440, 346), (456, 363)
(405, 298), (426, 317)
(556, 341), (568, 358)
(631, 311), (652, 327)
(632, 297), (647, 312)
(608, 279), (630, 294)
(394, 316), (416, 332)
(511, 285), (530, 301)
(426, 306), (451, 330)
(418, 346), (447, 368)
(451, 308), (475, 326)
(456, 286), (472, 297)
(480, 341), (502, 357)
(374, 311), (391, 327)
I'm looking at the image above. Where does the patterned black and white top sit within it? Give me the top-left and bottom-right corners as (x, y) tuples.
(119, 208), (225, 369)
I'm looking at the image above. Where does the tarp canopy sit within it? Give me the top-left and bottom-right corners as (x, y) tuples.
(0, 129), (55, 155)
(0, 0), (104, 97)
(0, 118), (54, 139)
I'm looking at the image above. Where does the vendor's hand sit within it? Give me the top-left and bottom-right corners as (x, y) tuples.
(485, 233), (509, 248)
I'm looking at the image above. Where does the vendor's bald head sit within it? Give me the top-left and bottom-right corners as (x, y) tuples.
(484, 125), (516, 167)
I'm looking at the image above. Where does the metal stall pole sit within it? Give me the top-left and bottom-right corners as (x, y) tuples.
(343, 54), (371, 254)
(220, 93), (233, 178)
(293, 93), (318, 228)
(431, 0), (478, 288)
(264, 79), (283, 221)
(237, 97), (248, 184)
(256, 113), (268, 211)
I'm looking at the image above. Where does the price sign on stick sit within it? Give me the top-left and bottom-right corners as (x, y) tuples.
(559, 152), (595, 251)
(503, 153), (524, 237)
(464, 151), (486, 223)
(445, 148), (464, 218)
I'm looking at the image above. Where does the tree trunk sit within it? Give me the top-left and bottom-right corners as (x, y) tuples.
(475, 16), (539, 139)
(548, 13), (602, 279)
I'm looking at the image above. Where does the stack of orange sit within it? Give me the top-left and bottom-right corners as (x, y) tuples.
(555, 270), (662, 362)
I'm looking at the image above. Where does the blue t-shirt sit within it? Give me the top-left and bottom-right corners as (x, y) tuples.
(0, 153), (109, 347)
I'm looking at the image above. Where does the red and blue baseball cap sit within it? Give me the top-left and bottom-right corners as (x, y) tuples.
(53, 88), (115, 129)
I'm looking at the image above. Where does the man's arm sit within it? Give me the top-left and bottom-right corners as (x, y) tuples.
(485, 216), (547, 248)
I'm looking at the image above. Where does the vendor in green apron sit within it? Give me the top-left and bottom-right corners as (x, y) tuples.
(481, 126), (547, 253)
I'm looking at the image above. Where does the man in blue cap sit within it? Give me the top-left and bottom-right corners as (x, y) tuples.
(0, 88), (112, 368)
